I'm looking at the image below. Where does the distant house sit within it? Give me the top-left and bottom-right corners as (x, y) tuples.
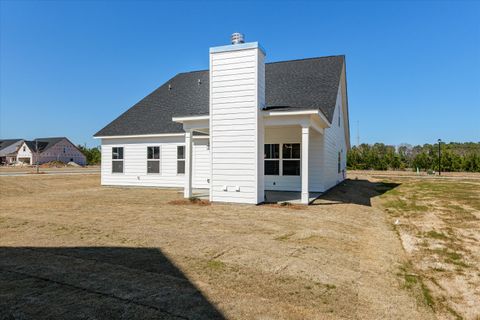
(95, 34), (350, 204)
(12, 137), (86, 166)
(0, 139), (24, 164)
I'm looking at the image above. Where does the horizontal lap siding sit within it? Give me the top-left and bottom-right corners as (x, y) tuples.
(193, 140), (210, 188)
(101, 137), (209, 189)
(309, 130), (324, 192)
(322, 81), (347, 191)
(210, 48), (260, 204)
(101, 137), (185, 187)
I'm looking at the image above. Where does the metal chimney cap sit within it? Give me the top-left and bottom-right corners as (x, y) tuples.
(231, 32), (245, 45)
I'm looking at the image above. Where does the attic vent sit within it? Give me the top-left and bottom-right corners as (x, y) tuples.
(231, 32), (245, 45)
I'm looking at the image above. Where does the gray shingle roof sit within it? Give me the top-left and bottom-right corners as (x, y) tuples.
(24, 137), (66, 153)
(95, 55), (344, 137)
(0, 139), (23, 151)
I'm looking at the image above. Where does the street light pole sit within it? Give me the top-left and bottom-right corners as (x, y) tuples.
(437, 138), (442, 176)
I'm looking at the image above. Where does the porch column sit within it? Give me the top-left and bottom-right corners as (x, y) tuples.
(301, 125), (310, 204)
(184, 129), (193, 198)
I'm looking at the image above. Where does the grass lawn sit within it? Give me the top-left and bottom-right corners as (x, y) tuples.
(0, 172), (477, 319)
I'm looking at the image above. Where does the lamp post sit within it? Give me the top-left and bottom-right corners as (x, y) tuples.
(437, 138), (442, 176)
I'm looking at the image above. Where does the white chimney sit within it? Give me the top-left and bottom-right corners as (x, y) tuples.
(209, 34), (266, 204)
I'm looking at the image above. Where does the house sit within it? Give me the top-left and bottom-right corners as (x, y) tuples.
(14, 137), (86, 166)
(94, 34), (350, 204)
(0, 139), (24, 164)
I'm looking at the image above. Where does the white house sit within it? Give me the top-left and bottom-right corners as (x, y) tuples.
(95, 34), (350, 204)
(0, 139), (24, 164)
(15, 137), (86, 166)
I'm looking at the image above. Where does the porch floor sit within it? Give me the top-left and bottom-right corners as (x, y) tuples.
(190, 189), (322, 205)
(264, 191), (322, 205)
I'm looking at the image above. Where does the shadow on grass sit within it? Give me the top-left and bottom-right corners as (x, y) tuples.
(0, 246), (225, 319)
(312, 179), (400, 207)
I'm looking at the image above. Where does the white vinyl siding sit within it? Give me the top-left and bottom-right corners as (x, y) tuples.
(100, 137), (210, 189)
(193, 140), (210, 188)
(320, 78), (348, 191)
(210, 45), (264, 204)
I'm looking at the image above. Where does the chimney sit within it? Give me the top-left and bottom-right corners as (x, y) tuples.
(209, 33), (266, 204)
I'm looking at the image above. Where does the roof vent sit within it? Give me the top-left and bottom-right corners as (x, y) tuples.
(231, 32), (245, 45)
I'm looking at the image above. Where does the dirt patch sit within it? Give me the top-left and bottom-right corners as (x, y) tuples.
(262, 202), (307, 210)
(168, 197), (211, 206)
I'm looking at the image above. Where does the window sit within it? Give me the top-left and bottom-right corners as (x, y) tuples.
(63, 147), (66, 153)
(264, 144), (279, 175)
(282, 144), (301, 176)
(338, 113), (341, 127)
(112, 147), (124, 173)
(177, 146), (185, 174)
(23, 146), (26, 152)
(338, 151), (341, 173)
(147, 146), (160, 174)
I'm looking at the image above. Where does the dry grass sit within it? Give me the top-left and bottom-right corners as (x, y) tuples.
(357, 173), (480, 320)
(0, 173), (446, 319)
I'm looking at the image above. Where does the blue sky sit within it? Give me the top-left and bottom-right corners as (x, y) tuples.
(1, 1), (479, 147)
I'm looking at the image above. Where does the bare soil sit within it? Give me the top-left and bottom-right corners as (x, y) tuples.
(1, 172), (474, 319)
(354, 172), (480, 320)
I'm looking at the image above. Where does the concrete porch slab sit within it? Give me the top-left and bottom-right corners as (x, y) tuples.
(264, 191), (322, 205)
(186, 189), (322, 205)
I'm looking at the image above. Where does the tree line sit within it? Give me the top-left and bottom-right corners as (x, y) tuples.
(77, 145), (101, 165)
(347, 142), (480, 172)
(77, 142), (480, 172)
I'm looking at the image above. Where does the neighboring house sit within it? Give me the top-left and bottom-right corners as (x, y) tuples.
(15, 137), (86, 166)
(95, 34), (350, 204)
(0, 139), (24, 164)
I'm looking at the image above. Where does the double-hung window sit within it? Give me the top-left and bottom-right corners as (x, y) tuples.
(147, 146), (160, 174)
(264, 144), (280, 175)
(112, 147), (124, 173)
(282, 143), (301, 176)
(177, 146), (185, 174)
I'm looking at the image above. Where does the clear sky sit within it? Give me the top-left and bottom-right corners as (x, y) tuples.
(1, 1), (479, 147)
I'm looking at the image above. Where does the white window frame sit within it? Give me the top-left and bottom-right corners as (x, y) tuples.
(264, 144), (280, 176)
(147, 146), (161, 174)
(112, 146), (124, 174)
(282, 143), (301, 176)
(177, 145), (185, 175)
(264, 143), (301, 176)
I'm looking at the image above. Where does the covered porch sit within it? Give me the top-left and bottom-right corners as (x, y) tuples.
(174, 109), (330, 205)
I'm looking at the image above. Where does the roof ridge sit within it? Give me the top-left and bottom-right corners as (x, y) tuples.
(178, 55), (345, 75)
(265, 55), (345, 65)
(34, 137), (66, 140)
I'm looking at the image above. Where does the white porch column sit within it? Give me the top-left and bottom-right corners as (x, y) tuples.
(184, 130), (193, 198)
(301, 126), (310, 204)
